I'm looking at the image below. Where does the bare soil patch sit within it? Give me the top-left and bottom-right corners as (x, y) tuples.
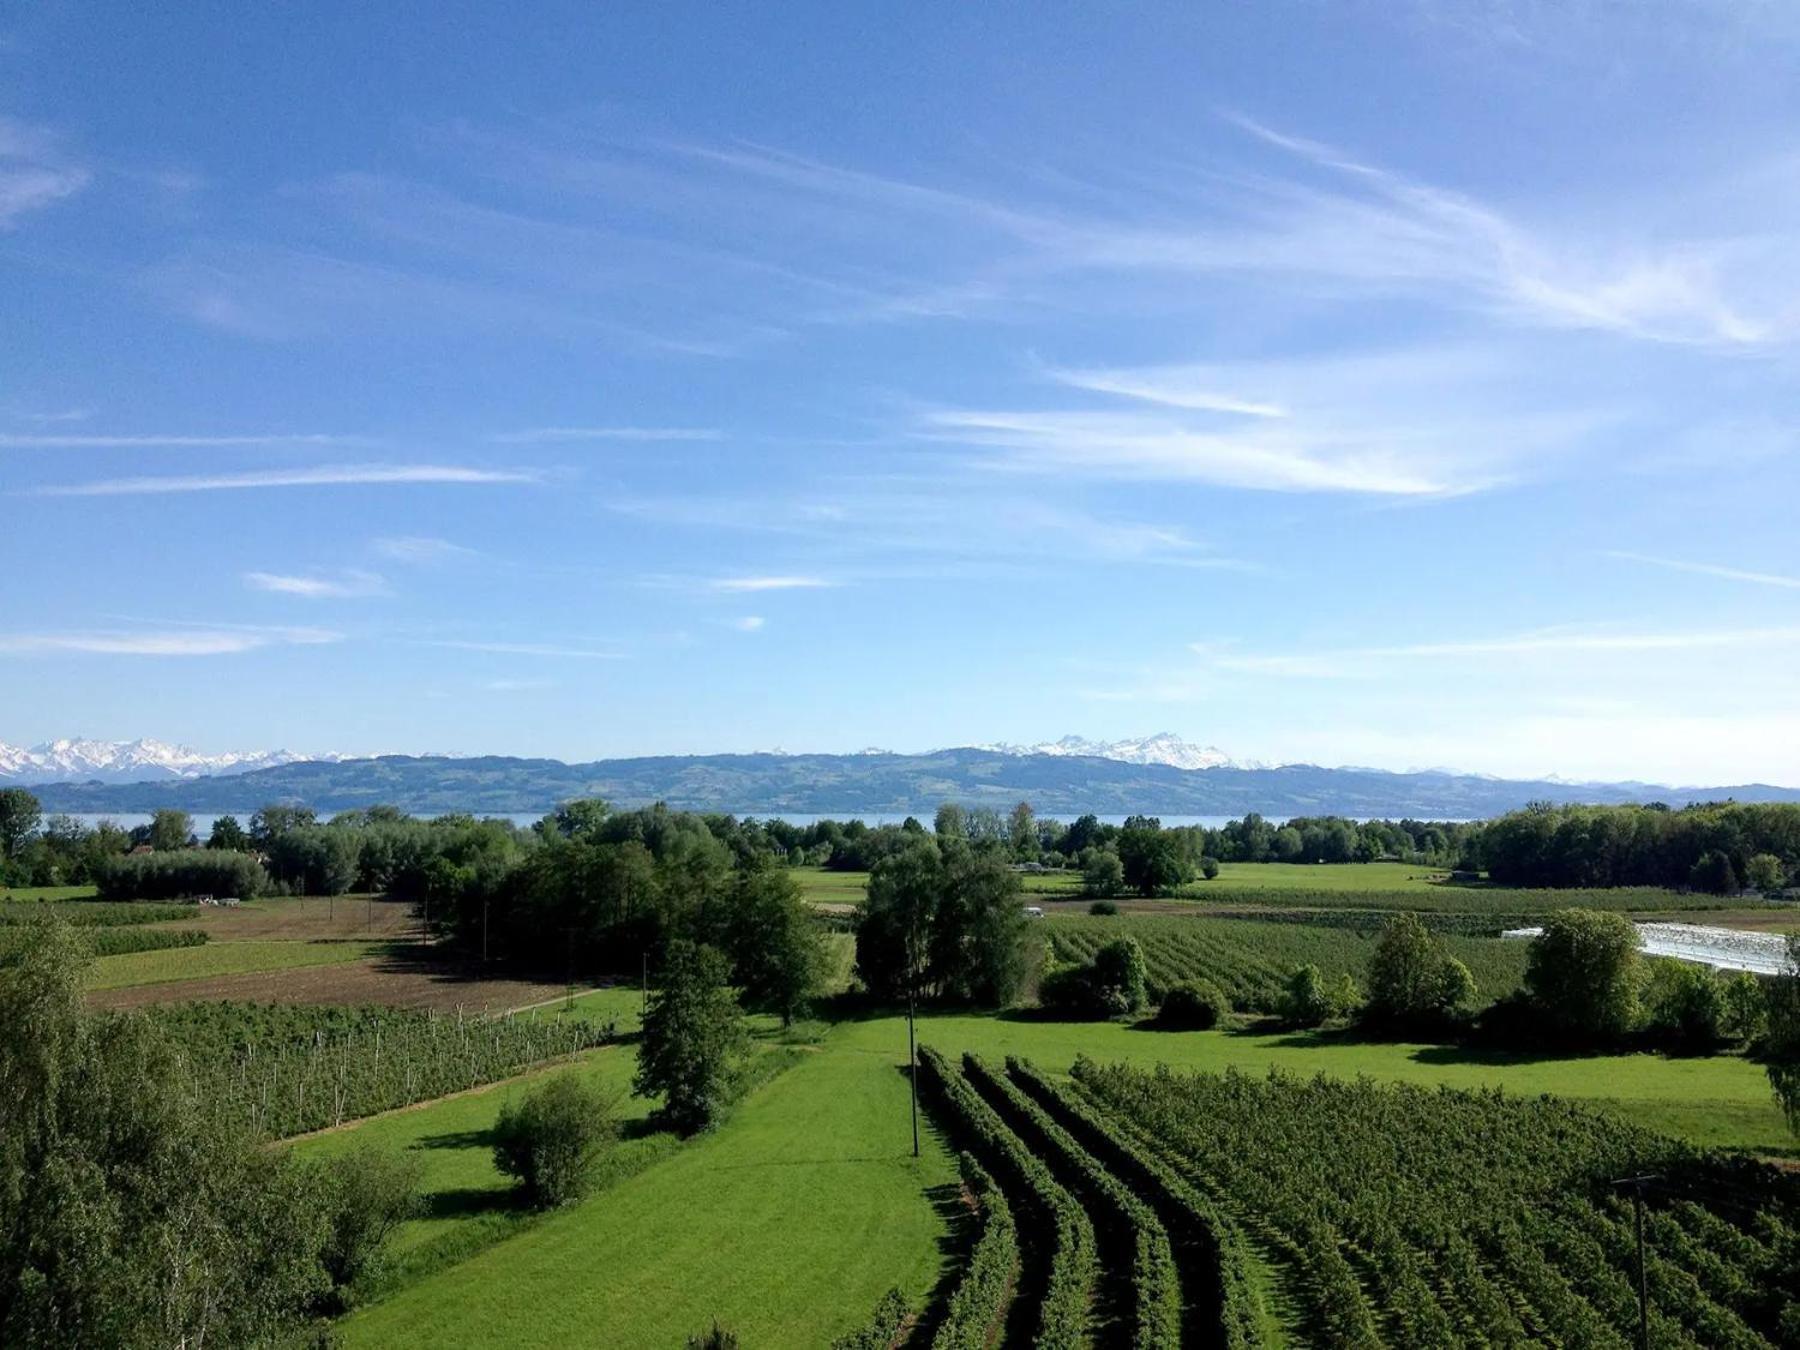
(151, 894), (422, 942)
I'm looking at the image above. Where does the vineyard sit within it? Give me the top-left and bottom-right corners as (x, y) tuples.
(0, 923), (206, 965)
(1047, 915), (1531, 1012)
(1177, 885), (1757, 916)
(1074, 1060), (1800, 1348)
(0, 899), (195, 927)
(142, 1000), (619, 1138)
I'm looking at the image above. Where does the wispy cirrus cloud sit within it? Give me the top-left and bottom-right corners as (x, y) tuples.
(31, 463), (536, 496)
(421, 639), (624, 659)
(727, 615), (766, 632)
(0, 625), (342, 657)
(707, 575), (837, 593)
(244, 569), (389, 599)
(372, 535), (478, 563)
(0, 116), (90, 228)
(0, 430), (356, 448)
(490, 425), (721, 444)
(1604, 550), (1800, 591)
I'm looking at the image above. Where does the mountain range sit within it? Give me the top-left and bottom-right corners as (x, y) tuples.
(15, 738), (1800, 819)
(0, 738), (358, 785)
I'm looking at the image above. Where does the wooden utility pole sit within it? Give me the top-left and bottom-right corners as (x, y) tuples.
(1612, 1174), (1658, 1350)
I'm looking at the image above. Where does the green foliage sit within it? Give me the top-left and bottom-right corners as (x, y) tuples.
(1050, 915), (1530, 1015)
(934, 1153), (1017, 1350)
(1080, 846), (1124, 898)
(146, 807), (194, 852)
(1479, 800), (1800, 888)
(916, 1046), (1095, 1349)
(724, 860), (829, 1025)
(1158, 979), (1230, 1029)
(1091, 935), (1148, 1013)
(1524, 909), (1644, 1041)
(1721, 971), (1767, 1043)
(493, 1071), (618, 1208)
(1088, 898), (1119, 916)
(0, 789), (42, 861)
(1198, 855), (1220, 881)
(830, 1287), (910, 1350)
(0, 923), (333, 1345)
(96, 847), (265, 900)
(1745, 852), (1787, 892)
(313, 1144), (423, 1307)
(1117, 825), (1190, 897)
(1689, 849), (1739, 895)
(1363, 912), (1477, 1031)
(145, 999), (615, 1137)
(1076, 1059), (1800, 1347)
(635, 940), (749, 1133)
(1280, 963), (1333, 1028)
(1768, 935), (1800, 1136)
(1645, 959), (1728, 1052)
(857, 838), (1029, 1007)
(206, 813), (249, 851)
(0, 922), (206, 968)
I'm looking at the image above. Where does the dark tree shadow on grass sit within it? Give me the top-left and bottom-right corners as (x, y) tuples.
(420, 1185), (525, 1222)
(414, 1128), (492, 1151)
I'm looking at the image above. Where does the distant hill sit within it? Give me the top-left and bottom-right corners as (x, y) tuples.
(26, 749), (1800, 818)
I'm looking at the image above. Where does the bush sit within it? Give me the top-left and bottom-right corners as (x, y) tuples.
(1280, 964), (1332, 1028)
(1158, 979), (1230, 1030)
(1745, 853), (1787, 893)
(314, 1145), (423, 1308)
(1091, 936), (1148, 1014)
(1080, 847), (1125, 899)
(492, 1072), (618, 1208)
(1087, 899), (1119, 916)
(1523, 909), (1643, 1042)
(96, 848), (266, 901)
(1644, 958), (1726, 1052)
(830, 1287), (910, 1350)
(1199, 856), (1220, 881)
(1363, 912), (1476, 1033)
(1038, 961), (1108, 1019)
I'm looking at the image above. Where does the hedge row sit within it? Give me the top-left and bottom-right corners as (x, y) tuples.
(934, 1152), (1018, 1350)
(97, 850), (266, 901)
(829, 1286), (911, 1350)
(1013, 1057), (1264, 1350)
(961, 1053), (1179, 1350)
(917, 1046), (1096, 1349)
(0, 923), (206, 967)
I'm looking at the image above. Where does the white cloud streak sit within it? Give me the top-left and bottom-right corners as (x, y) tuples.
(0, 626), (342, 657)
(244, 569), (389, 599)
(32, 464), (537, 496)
(728, 615), (766, 632)
(490, 426), (721, 444)
(0, 117), (90, 227)
(707, 575), (837, 592)
(1605, 550), (1800, 591)
(372, 535), (477, 563)
(0, 432), (355, 448)
(422, 639), (625, 659)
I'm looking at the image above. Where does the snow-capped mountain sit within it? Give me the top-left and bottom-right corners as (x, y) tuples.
(967, 733), (1253, 772)
(0, 738), (353, 785)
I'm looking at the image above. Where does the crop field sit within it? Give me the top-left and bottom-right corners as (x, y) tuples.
(84, 936), (381, 990)
(151, 893), (422, 941)
(0, 884), (100, 902)
(1048, 914), (1533, 1013)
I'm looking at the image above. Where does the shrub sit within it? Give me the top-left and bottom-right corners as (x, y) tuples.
(1280, 964), (1332, 1028)
(1745, 853), (1787, 893)
(1689, 849), (1739, 896)
(1080, 848), (1125, 899)
(1199, 855), (1220, 881)
(830, 1287), (910, 1350)
(1088, 899), (1119, 916)
(1721, 971), (1768, 1043)
(1091, 936), (1148, 1014)
(1158, 979), (1230, 1030)
(1364, 913), (1476, 1032)
(1038, 961), (1107, 1019)
(314, 1145), (423, 1308)
(492, 1072), (618, 1208)
(1644, 958), (1726, 1052)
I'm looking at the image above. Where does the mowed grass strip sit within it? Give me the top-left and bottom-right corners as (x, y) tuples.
(338, 1030), (954, 1349)
(85, 938), (381, 990)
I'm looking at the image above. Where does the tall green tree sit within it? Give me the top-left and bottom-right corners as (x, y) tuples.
(855, 839), (943, 1002)
(205, 814), (249, 851)
(1768, 934), (1800, 1136)
(0, 789), (40, 861)
(726, 861), (829, 1025)
(1524, 909), (1643, 1041)
(634, 940), (748, 1134)
(1117, 825), (1190, 897)
(147, 808), (194, 852)
(1364, 913), (1475, 1030)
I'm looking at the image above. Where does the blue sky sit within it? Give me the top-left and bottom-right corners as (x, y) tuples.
(3, 2), (1798, 784)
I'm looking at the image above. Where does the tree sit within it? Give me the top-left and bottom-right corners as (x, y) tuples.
(537, 798), (612, 840)
(933, 849), (1029, 1006)
(1007, 801), (1036, 859)
(1721, 970), (1767, 1043)
(1198, 856), (1220, 881)
(1271, 826), (1305, 862)
(0, 923), (330, 1344)
(1745, 853), (1786, 892)
(313, 1145), (422, 1307)
(1524, 909), (1643, 1041)
(1089, 936), (1148, 1014)
(147, 808), (194, 852)
(492, 1072), (618, 1207)
(726, 861), (829, 1025)
(1689, 849), (1739, 895)
(1280, 964), (1332, 1028)
(1364, 913), (1475, 1030)
(1117, 826), (1189, 897)
(635, 940), (748, 1133)
(1645, 959), (1726, 1052)
(933, 803), (967, 840)
(1080, 848), (1124, 898)
(0, 788), (40, 861)
(1158, 980), (1229, 1029)
(249, 803), (317, 848)
(1767, 935), (1800, 1135)
(206, 814), (249, 851)
(856, 840), (942, 1002)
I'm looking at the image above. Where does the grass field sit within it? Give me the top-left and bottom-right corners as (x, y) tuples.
(85, 937), (381, 990)
(334, 1026), (954, 1349)
(0, 884), (100, 902)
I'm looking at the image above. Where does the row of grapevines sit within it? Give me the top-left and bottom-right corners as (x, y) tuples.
(1006, 1057), (1265, 1350)
(150, 1000), (616, 1137)
(917, 1046), (1097, 1349)
(960, 1053), (1179, 1350)
(830, 1287), (911, 1350)
(933, 1152), (1018, 1350)
(1071, 1060), (1799, 1347)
